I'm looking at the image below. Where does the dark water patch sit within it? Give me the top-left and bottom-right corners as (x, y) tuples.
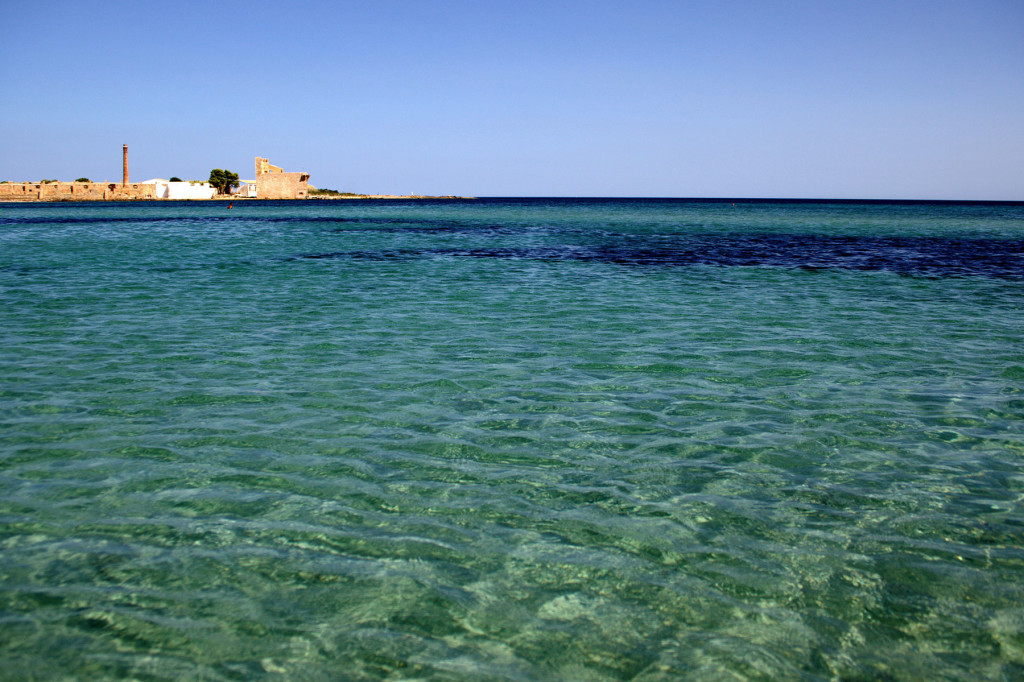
(148, 260), (259, 273)
(296, 250), (423, 262)
(0, 213), (571, 237)
(292, 234), (1024, 279)
(328, 218), (553, 235)
(0, 263), (72, 275)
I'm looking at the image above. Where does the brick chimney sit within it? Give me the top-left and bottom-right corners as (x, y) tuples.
(122, 144), (129, 186)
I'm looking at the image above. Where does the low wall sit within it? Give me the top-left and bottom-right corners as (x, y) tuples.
(0, 182), (157, 201)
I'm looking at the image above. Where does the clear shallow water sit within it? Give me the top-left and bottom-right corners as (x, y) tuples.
(1, 198), (1023, 680)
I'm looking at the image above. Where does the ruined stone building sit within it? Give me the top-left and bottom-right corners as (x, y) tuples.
(254, 157), (310, 199)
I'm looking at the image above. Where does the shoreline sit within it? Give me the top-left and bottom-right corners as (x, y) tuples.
(306, 194), (474, 200)
(0, 194), (476, 203)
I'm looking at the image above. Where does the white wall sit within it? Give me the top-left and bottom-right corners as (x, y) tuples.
(166, 182), (216, 200)
(141, 180), (218, 200)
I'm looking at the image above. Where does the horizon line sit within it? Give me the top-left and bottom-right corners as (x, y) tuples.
(465, 196), (1024, 205)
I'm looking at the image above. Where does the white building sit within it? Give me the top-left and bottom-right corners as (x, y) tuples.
(143, 179), (218, 200)
(236, 180), (258, 198)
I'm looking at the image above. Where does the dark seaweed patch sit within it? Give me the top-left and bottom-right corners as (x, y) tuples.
(292, 234), (1024, 279)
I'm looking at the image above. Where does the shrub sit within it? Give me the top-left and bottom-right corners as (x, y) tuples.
(310, 188), (366, 197)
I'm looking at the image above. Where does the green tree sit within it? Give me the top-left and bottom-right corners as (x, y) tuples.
(207, 169), (239, 195)
(169, 176), (182, 182)
(75, 177), (90, 183)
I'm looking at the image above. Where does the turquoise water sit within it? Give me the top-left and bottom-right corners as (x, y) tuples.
(1, 198), (1023, 679)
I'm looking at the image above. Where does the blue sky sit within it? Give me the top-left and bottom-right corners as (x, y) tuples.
(2, 0), (1022, 199)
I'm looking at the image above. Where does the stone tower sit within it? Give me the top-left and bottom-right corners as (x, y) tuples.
(255, 157), (283, 176)
(122, 145), (129, 186)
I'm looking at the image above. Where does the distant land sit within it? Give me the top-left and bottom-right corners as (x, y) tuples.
(0, 147), (472, 202)
(307, 188), (473, 200)
(0, 183), (473, 203)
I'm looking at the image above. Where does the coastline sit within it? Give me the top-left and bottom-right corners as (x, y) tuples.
(306, 194), (474, 200)
(0, 194), (476, 203)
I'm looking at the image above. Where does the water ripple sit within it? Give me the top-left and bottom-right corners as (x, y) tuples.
(2, 199), (1023, 679)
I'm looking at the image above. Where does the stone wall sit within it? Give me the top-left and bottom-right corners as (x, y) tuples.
(255, 172), (310, 200)
(0, 182), (157, 201)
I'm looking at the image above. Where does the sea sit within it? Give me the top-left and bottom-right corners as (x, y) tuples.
(1, 198), (1022, 680)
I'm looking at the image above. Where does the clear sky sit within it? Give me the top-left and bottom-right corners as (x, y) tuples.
(2, 0), (1022, 199)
